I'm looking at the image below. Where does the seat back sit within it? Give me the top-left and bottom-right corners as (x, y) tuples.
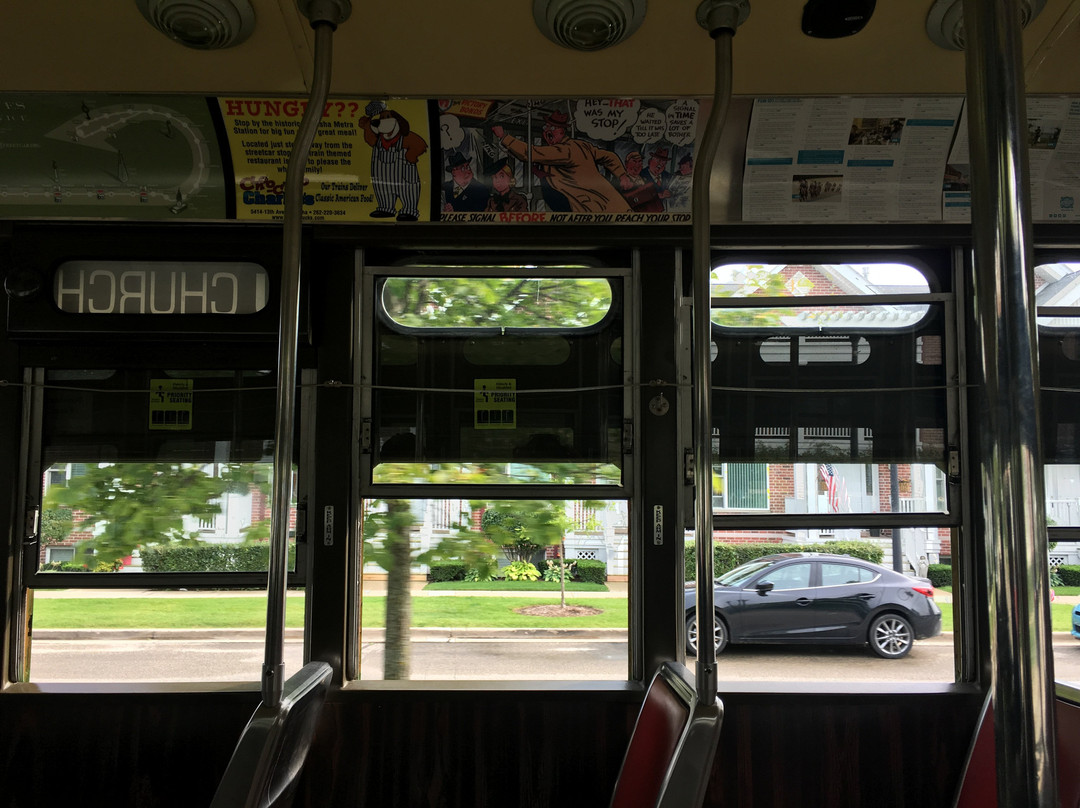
(210, 661), (333, 808)
(610, 661), (723, 808)
(953, 692), (1080, 808)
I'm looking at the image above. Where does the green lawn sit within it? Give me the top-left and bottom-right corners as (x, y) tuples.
(32, 595), (627, 630)
(29, 594), (1077, 633)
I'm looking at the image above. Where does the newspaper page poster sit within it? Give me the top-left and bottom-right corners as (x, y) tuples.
(0, 93), (227, 219)
(219, 97), (432, 222)
(945, 96), (1080, 222)
(436, 98), (702, 223)
(743, 97), (962, 223)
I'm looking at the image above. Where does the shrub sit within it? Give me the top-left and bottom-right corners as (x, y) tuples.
(1057, 564), (1080, 587)
(139, 543), (295, 573)
(685, 540), (887, 581)
(501, 561), (541, 581)
(542, 559), (576, 582)
(820, 540), (884, 564)
(464, 566), (495, 582)
(574, 559), (607, 584)
(39, 561), (92, 572)
(429, 562), (467, 582)
(927, 564), (953, 588)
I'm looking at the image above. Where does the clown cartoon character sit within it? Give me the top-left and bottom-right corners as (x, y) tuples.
(358, 101), (428, 221)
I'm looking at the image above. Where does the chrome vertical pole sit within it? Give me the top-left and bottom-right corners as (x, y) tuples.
(961, 0), (1057, 803)
(693, 0), (748, 703)
(264, 0), (351, 708)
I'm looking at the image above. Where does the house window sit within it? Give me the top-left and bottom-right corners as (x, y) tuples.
(713, 463), (769, 510)
(45, 546), (75, 564)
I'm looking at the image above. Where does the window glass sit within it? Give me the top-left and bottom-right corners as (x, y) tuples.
(711, 263), (931, 329)
(1045, 464), (1080, 527)
(685, 528), (954, 684)
(38, 460), (294, 574)
(821, 562), (877, 586)
(371, 274), (625, 486)
(717, 559), (774, 587)
(355, 497), (628, 681)
(712, 460), (946, 515)
(27, 366), (301, 685)
(761, 562), (813, 590)
(1036, 262), (1080, 328)
(381, 277), (613, 329)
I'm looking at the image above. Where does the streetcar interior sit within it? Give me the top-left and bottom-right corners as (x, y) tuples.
(2, 1), (1080, 806)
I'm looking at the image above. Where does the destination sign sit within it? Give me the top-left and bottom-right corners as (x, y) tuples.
(53, 261), (269, 315)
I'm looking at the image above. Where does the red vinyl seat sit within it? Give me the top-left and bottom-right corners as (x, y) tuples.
(610, 661), (723, 808)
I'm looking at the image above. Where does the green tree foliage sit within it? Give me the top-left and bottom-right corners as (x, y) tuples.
(43, 463), (250, 566)
(710, 264), (794, 328)
(381, 277), (612, 329)
(40, 508), (72, 546)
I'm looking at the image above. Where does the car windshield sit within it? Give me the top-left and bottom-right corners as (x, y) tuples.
(716, 558), (779, 588)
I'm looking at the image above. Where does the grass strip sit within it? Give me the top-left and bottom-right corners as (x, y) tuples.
(32, 595), (627, 630)
(28, 596), (1076, 634)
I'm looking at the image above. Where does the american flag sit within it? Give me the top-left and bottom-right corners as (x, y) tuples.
(820, 464), (840, 513)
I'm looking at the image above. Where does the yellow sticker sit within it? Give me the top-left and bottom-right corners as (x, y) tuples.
(474, 379), (516, 430)
(149, 378), (193, 431)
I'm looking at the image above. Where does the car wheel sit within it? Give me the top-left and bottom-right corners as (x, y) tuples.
(686, 612), (728, 657)
(869, 613), (914, 659)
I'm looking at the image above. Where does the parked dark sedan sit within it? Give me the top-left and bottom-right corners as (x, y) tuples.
(685, 552), (942, 659)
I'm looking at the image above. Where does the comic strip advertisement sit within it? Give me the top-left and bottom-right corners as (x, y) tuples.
(219, 97), (432, 222)
(436, 98), (703, 223)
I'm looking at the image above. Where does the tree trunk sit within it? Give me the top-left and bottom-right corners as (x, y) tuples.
(560, 540), (567, 608)
(383, 500), (413, 680)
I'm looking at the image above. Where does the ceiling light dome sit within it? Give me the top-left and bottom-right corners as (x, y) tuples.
(534, 0), (647, 51)
(926, 0), (1046, 50)
(135, 0), (256, 49)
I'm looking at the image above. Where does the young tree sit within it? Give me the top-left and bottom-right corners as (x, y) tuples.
(362, 496), (493, 679)
(476, 498), (602, 608)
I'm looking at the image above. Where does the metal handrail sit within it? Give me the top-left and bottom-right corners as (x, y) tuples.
(692, 0), (748, 705)
(264, 0), (351, 708)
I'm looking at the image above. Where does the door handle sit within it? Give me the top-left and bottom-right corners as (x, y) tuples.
(796, 597), (812, 606)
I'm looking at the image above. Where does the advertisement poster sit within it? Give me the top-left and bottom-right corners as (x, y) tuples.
(945, 96), (1080, 222)
(437, 98), (703, 223)
(0, 93), (227, 219)
(742, 96), (963, 223)
(219, 97), (432, 222)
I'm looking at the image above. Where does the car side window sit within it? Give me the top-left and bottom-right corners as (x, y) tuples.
(760, 562), (813, 590)
(821, 563), (875, 586)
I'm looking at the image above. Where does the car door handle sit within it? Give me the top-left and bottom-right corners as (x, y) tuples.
(796, 597), (812, 606)
(857, 593), (875, 601)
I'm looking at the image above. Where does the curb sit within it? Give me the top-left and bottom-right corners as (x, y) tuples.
(30, 628), (1079, 644)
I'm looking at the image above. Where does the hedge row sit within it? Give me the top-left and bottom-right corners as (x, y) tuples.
(140, 544), (295, 573)
(1057, 564), (1080, 586)
(926, 564), (954, 587)
(922, 564), (1073, 588)
(684, 540), (885, 582)
(429, 558), (608, 583)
